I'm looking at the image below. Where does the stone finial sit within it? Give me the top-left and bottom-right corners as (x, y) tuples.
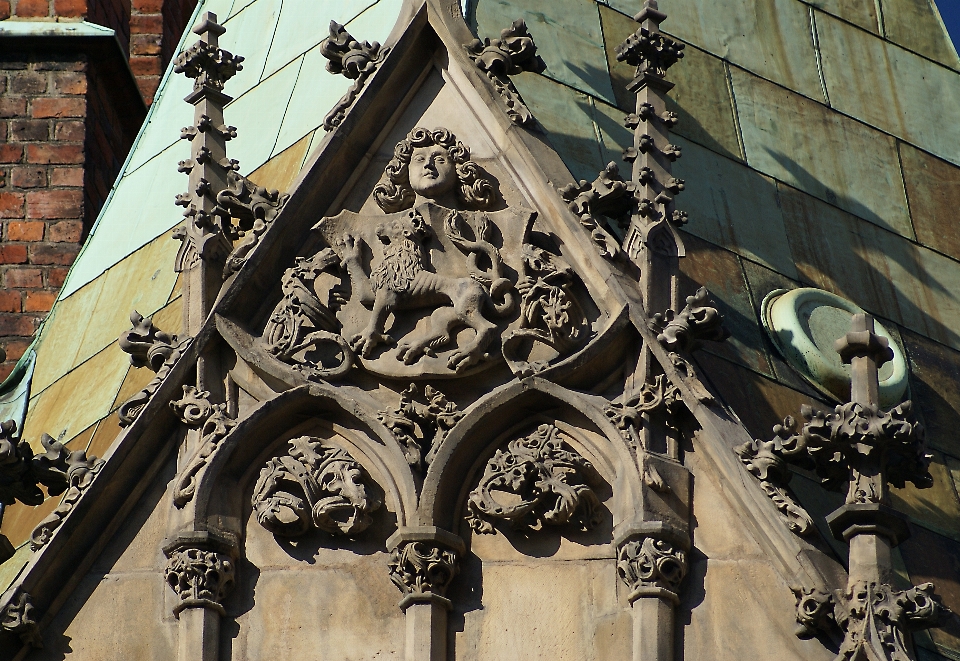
(173, 12), (244, 98)
(834, 313), (893, 408)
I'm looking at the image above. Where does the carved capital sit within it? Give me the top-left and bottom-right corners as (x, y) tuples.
(616, 530), (688, 605)
(388, 541), (460, 609)
(465, 424), (601, 535)
(252, 436), (381, 537)
(1, 590), (42, 648)
(164, 547), (236, 616)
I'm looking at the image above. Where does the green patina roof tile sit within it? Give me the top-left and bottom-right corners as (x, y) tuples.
(253, 133), (314, 192)
(898, 525), (960, 654)
(474, 0), (617, 105)
(604, 0), (824, 103)
(911, 245), (960, 350)
(262, 0), (381, 80)
(671, 135), (798, 280)
(225, 57), (302, 175)
(677, 233), (775, 377)
(807, 0), (880, 34)
(880, 0), (960, 69)
(510, 72), (604, 183)
(888, 450), (960, 542)
(32, 276), (106, 394)
(899, 142), (960, 262)
(61, 143), (185, 298)
(731, 67), (913, 238)
(218, 0), (283, 98)
(816, 11), (960, 168)
(599, 5), (742, 162)
(22, 344), (130, 449)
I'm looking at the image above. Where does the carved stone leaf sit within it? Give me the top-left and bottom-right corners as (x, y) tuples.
(252, 436), (381, 537)
(388, 542), (459, 597)
(165, 548), (235, 615)
(30, 450), (104, 551)
(118, 311), (191, 427)
(465, 424), (601, 534)
(736, 438), (814, 536)
(617, 536), (687, 597)
(1, 590), (42, 648)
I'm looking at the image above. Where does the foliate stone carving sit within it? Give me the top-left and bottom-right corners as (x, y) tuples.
(606, 373), (682, 449)
(30, 450), (104, 551)
(320, 21), (391, 131)
(171, 387), (235, 508)
(252, 436), (381, 537)
(1, 590), (42, 648)
(736, 438), (814, 536)
(173, 15), (242, 94)
(260, 250), (354, 379)
(768, 401), (930, 505)
(464, 18), (544, 126)
(558, 162), (633, 260)
(165, 547), (235, 616)
(791, 582), (950, 660)
(616, 535), (687, 601)
(388, 542), (459, 599)
(465, 424), (601, 534)
(652, 287), (729, 353)
(118, 311), (191, 427)
(0, 421), (72, 507)
(614, 3), (685, 80)
(503, 244), (589, 376)
(219, 171), (290, 276)
(377, 384), (462, 469)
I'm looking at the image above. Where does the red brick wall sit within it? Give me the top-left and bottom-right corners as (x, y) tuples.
(0, 54), (88, 378)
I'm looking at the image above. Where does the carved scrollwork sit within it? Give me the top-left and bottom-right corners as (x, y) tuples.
(792, 581), (951, 660)
(219, 171), (290, 276)
(465, 424), (602, 534)
(736, 438), (814, 536)
(118, 311), (191, 427)
(252, 436), (381, 537)
(503, 244), (589, 376)
(0, 421), (72, 507)
(464, 19), (545, 125)
(558, 162), (633, 260)
(767, 401), (930, 505)
(388, 541), (459, 599)
(171, 387), (236, 508)
(652, 287), (729, 353)
(165, 547), (235, 616)
(377, 384), (462, 469)
(616, 535), (687, 601)
(320, 21), (391, 131)
(1, 589), (42, 648)
(260, 248), (354, 379)
(30, 449), (104, 551)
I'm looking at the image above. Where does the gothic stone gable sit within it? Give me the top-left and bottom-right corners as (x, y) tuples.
(4, 2), (938, 660)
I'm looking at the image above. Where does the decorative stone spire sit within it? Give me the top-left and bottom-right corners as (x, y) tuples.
(758, 314), (949, 660)
(615, 0), (687, 315)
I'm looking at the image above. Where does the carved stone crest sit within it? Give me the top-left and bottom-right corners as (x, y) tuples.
(252, 436), (381, 537)
(465, 423), (602, 534)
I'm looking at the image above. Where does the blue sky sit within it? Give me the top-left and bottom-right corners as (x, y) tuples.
(940, 0), (960, 52)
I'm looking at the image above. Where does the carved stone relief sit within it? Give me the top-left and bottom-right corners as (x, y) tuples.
(165, 547), (236, 616)
(377, 384), (462, 469)
(0, 590), (41, 648)
(118, 311), (191, 427)
(252, 127), (597, 382)
(388, 541), (459, 601)
(464, 19), (544, 126)
(171, 385), (236, 508)
(465, 423), (602, 534)
(320, 21), (391, 132)
(252, 436), (381, 537)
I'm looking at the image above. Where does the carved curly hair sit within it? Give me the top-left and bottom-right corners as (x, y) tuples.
(373, 127), (495, 213)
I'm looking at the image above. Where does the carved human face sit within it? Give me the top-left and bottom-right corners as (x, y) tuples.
(408, 144), (457, 200)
